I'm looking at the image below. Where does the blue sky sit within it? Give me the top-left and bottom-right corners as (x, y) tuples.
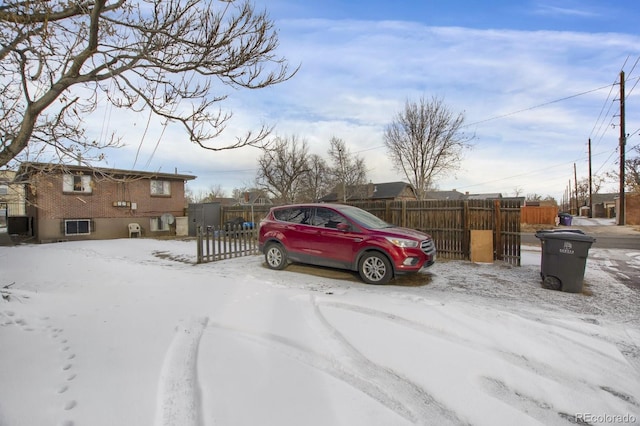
(97, 0), (640, 201)
(268, 0), (639, 33)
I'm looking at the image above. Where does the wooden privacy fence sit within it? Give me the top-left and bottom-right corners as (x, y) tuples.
(198, 199), (521, 265)
(348, 199), (521, 265)
(197, 224), (259, 263)
(521, 205), (558, 225)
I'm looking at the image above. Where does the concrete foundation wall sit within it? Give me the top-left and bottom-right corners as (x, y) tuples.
(36, 217), (177, 243)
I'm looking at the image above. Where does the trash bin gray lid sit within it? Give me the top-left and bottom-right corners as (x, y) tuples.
(535, 229), (583, 239)
(536, 228), (584, 235)
(535, 230), (595, 242)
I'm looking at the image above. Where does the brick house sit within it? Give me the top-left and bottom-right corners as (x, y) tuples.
(15, 162), (196, 242)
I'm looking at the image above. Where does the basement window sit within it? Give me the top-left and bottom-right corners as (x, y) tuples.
(64, 219), (91, 235)
(150, 216), (170, 232)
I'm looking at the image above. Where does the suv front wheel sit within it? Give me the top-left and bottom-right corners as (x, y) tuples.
(359, 252), (392, 284)
(265, 242), (288, 270)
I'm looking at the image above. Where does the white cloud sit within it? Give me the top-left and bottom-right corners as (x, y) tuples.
(531, 1), (601, 18)
(92, 18), (640, 201)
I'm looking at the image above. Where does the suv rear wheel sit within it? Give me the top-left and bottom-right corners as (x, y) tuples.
(265, 242), (288, 270)
(359, 252), (392, 284)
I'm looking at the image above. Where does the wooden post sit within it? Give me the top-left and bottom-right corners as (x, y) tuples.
(494, 200), (502, 261)
(196, 226), (202, 264)
(619, 70), (626, 225)
(588, 138), (593, 218)
(462, 200), (470, 259)
(574, 163), (578, 215)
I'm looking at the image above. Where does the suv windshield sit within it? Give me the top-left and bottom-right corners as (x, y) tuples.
(340, 205), (392, 229)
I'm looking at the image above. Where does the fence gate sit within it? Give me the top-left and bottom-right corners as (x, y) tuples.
(196, 224), (260, 263)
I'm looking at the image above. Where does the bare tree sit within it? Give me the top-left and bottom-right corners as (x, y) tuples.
(187, 184), (227, 203)
(512, 187), (524, 197)
(384, 96), (473, 200)
(232, 187), (248, 202)
(576, 175), (605, 206)
(607, 146), (640, 193)
(0, 0), (296, 168)
(298, 154), (331, 202)
(256, 135), (310, 203)
(327, 137), (367, 202)
(626, 155), (640, 192)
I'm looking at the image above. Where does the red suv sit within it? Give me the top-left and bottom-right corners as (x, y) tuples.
(258, 203), (436, 284)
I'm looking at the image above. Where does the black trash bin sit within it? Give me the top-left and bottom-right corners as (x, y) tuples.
(535, 229), (596, 293)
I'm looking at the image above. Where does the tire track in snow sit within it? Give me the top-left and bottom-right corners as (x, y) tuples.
(155, 316), (208, 426)
(206, 322), (429, 424)
(323, 299), (640, 420)
(308, 296), (463, 425)
(205, 296), (463, 425)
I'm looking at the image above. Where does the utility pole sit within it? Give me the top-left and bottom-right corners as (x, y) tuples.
(588, 138), (593, 218)
(338, 146), (347, 203)
(573, 163), (578, 215)
(619, 71), (626, 225)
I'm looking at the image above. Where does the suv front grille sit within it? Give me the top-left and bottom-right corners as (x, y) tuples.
(420, 238), (435, 255)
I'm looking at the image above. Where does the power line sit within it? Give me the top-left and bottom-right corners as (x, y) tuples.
(588, 77), (618, 143)
(451, 154), (593, 191)
(626, 74), (640, 99)
(463, 83), (615, 128)
(358, 82), (623, 155)
(590, 60), (640, 174)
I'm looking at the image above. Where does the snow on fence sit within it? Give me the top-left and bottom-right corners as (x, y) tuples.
(196, 224), (259, 264)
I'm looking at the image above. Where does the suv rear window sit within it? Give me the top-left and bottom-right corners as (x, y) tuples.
(273, 207), (312, 224)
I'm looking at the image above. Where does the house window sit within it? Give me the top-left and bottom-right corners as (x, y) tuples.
(150, 180), (171, 196)
(150, 216), (171, 232)
(63, 175), (92, 193)
(64, 219), (91, 235)
(0, 184), (7, 195)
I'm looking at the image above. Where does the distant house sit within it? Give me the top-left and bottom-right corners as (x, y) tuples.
(15, 162), (196, 243)
(209, 197), (239, 207)
(591, 193), (617, 218)
(0, 170), (26, 217)
(465, 193), (503, 200)
(321, 182), (418, 202)
(423, 190), (466, 200)
(424, 190), (503, 201)
(0, 170), (28, 240)
(239, 190), (272, 206)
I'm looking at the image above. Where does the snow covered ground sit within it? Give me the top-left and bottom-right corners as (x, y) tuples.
(1, 238), (639, 426)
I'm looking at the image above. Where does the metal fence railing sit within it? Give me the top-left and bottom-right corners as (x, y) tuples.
(196, 224), (259, 264)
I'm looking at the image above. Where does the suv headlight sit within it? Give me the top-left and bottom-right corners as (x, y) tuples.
(385, 237), (419, 248)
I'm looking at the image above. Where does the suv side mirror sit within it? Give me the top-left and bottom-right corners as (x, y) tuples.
(336, 223), (350, 232)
